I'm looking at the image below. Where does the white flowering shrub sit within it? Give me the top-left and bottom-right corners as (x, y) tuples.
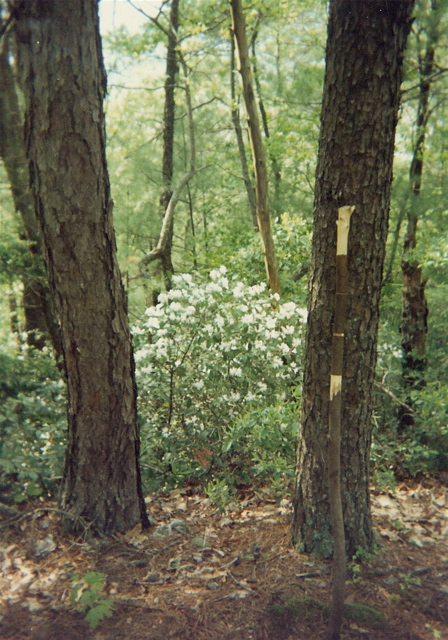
(133, 267), (306, 490)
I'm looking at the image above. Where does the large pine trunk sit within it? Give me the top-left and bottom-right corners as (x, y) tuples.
(12, 0), (149, 534)
(292, 0), (414, 558)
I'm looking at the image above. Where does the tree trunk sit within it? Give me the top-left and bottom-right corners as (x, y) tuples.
(11, 0), (149, 534)
(327, 205), (354, 639)
(292, 0), (414, 559)
(0, 29), (62, 358)
(230, 33), (258, 230)
(251, 19), (282, 220)
(399, 1), (442, 430)
(158, 0), (179, 290)
(230, 0), (281, 295)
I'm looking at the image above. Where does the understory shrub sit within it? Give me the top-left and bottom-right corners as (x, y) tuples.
(134, 267), (305, 491)
(0, 345), (66, 502)
(372, 336), (448, 483)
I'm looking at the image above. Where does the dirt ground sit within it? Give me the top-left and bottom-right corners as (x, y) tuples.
(0, 478), (447, 640)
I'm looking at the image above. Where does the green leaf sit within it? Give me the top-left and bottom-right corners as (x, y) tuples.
(84, 600), (114, 629)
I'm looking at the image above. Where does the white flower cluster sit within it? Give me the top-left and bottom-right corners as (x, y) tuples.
(133, 267), (306, 453)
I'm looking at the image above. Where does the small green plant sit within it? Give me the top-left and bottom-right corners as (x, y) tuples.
(348, 541), (383, 582)
(204, 478), (233, 512)
(425, 623), (442, 639)
(398, 571), (422, 592)
(69, 571), (114, 629)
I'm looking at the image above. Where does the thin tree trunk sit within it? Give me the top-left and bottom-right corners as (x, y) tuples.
(327, 205), (354, 640)
(230, 33), (258, 230)
(158, 0), (179, 290)
(12, 0), (149, 534)
(251, 18), (282, 220)
(185, 182), (198, 269)
(292, 0), (415, 559)
(230, 0), (280, 294)
(0, 29), (62, 359)
(140, 55), (196, 273)
(138, 0), (179, 294)
(398, 1), (442, 429)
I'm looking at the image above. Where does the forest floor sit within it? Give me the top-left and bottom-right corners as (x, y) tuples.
(0, 477), (447, 640)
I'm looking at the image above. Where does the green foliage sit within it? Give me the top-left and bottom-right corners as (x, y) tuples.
(204, 478), (234, 512)
(348, 542), (383, 583)
(69, 571), (114, 629)
(134, 268), (305, 492)
(0, 344), (66, 502)
(372, 384), (448, 483)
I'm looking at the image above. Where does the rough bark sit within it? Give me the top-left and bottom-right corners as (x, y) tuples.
(292, 0), (415, 559)
(230, 0), (280, 294)
(0, 28), (62, 357)
(11, 0), (149, 534)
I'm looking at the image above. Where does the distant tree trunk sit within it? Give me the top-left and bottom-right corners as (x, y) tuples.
(140, 54), (196, 285)
(230, 33), (258, 230)
(230, 0), (280, 294)
(12, 0), (149, 534)
(0, 29), (62, 358)
(292, 0), (414, 559)
(399, 1), (443, 430)
(251, 17), (282, 220)
(158, 0), (179, 290)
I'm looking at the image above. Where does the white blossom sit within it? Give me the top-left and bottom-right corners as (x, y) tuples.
(215, 315), (225, 329)
(232, 282), (245, 298)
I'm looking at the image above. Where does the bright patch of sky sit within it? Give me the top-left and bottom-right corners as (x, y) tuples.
(99, 0), (161, 35)
(99, 0), (165, 90)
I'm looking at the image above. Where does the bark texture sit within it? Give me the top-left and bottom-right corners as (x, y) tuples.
(11, 0), (149, 534)
(292, 0), (415, 558)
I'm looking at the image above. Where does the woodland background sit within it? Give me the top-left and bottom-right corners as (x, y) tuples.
(0, 0), (447, 509)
